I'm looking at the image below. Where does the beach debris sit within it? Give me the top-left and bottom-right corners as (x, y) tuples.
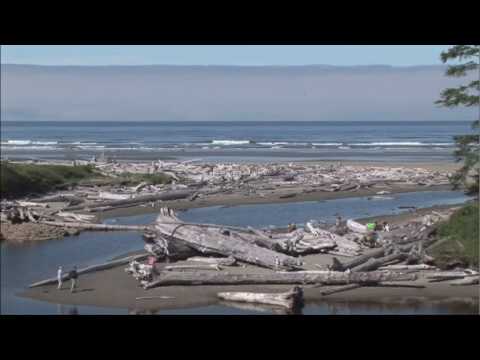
(346, 219), (368, 234)
(186, 256), (237, 266)
(143, 270), (417, 289)
(163, 264), (223, 271)
(449, 276), (479, 286)
(317, 284), (363, 296)
(217, 286), (303, 310)
(152, 208), (302, 271)
(378, 264), (437, 271)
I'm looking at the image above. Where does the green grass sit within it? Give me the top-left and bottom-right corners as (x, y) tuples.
(0, 162), (101, 199)
(429, 202), (479, 269)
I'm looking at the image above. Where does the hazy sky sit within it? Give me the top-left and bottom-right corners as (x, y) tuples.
(2, 64), (476, 122)
(2, 45), (452, 66)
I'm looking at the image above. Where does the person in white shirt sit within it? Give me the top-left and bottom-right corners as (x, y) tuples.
(57, 266), (63, 289)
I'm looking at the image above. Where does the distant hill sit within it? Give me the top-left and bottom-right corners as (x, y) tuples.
(1, 64), (476, 121)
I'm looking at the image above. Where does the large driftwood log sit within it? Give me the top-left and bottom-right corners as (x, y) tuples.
(187, 256), (237, 266)
(29, 253), (149, 288)
(144, 270), (417, 289)
(162, 264), (222, 271)
(153, 208), (302, 270)
(331, 247), (385, 271)
(449, 277), (479, 286)
(351, 253), (407, 272)
(65, 190), (194, 211)
(217, 287), (303, 309)
(318, 284), (362, 296)
(39, 220), (149, 231)
(378, 264), (436, 271)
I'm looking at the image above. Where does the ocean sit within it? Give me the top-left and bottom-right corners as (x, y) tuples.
(0, 121), (473, 162)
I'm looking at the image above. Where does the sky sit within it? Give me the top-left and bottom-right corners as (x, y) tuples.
(2, 63), (476, 122)
(1, 45), (452, 66)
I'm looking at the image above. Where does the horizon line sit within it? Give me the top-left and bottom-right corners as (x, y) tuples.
(1, 63), (445, 68)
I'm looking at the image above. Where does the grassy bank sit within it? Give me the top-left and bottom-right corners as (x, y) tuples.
(429, 201), (479, 269)
(0, 162), (100, 199)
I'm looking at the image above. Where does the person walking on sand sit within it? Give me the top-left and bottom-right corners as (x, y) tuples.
(69, 266), (78, 293)
(57, 266), (63, 289)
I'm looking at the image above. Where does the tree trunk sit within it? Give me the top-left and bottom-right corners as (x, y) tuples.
(332, 247), (385, 271)
(65, 190), (194, 211)
(351, 253), (407, 272)
(39, 220), (149, 231)
(144, 270), (417, 289)
(187, 256), (237, 266)
(153, 208), (302, 271)
(217, 286), (303, 309)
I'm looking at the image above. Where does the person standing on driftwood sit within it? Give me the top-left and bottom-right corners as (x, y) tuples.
(69, 266), (78, 293)
(57, 266), (63, 290)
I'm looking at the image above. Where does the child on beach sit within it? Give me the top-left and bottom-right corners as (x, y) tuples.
(57, 266), (63, 289)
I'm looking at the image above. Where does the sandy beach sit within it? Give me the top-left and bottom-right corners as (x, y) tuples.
(21, 249), (479, 314)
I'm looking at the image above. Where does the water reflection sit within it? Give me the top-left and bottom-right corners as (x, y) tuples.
(218, 301), (304, 315)
(57, 304), (79, 315)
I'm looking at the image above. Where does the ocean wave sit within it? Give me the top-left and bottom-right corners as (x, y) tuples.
(4, 140), (32, 145)
(312, 143), (343, 146)
(349, 142), (454, 146)
(1, 145), (57, 151)
(258, 142), (289, 146)
(2, 140), (59, 146)
(211, 140), (252, 145)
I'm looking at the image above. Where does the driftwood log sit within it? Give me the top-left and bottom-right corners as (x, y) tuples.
(331, 247), (385, 271)
(187, 256), (237, 266)
(65, 190), (194, 211)
(351, 253), (407, 272)
(29, 253), (149, 288)
(217, 286), (303, 309)
(144, 270), (417, 289)
(153, 208), (302, 270)
(39, 220), (150, 232)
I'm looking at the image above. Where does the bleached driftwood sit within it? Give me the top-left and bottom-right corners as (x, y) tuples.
(187, 256), (237, 266)
(318, 284), (363, 296)
(56, 212), (95, 223)
(39, 220), (149, 231)
(163, 264), (222, 271)
(29, 253), (149, 288)
(331, 248), (386, 271)
(427, 271), (479, 283)
(217, 287), (303, 309)
(65, 190), (194, 211)
(144, 271), (417, 289)
(351, 253), (407, 272)
(346, 219), (368, 234)
(16, 201), (49, 208)
(153, 208), (302, 271)
(449, 277), (479, 286)
(378, 264), (436, 271)
(97, 192), (132, 200)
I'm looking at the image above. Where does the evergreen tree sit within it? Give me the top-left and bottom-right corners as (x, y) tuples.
(436, 45), (480, 194)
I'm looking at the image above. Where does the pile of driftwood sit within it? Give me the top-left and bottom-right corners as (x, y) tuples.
(119, 205), (480, 311)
